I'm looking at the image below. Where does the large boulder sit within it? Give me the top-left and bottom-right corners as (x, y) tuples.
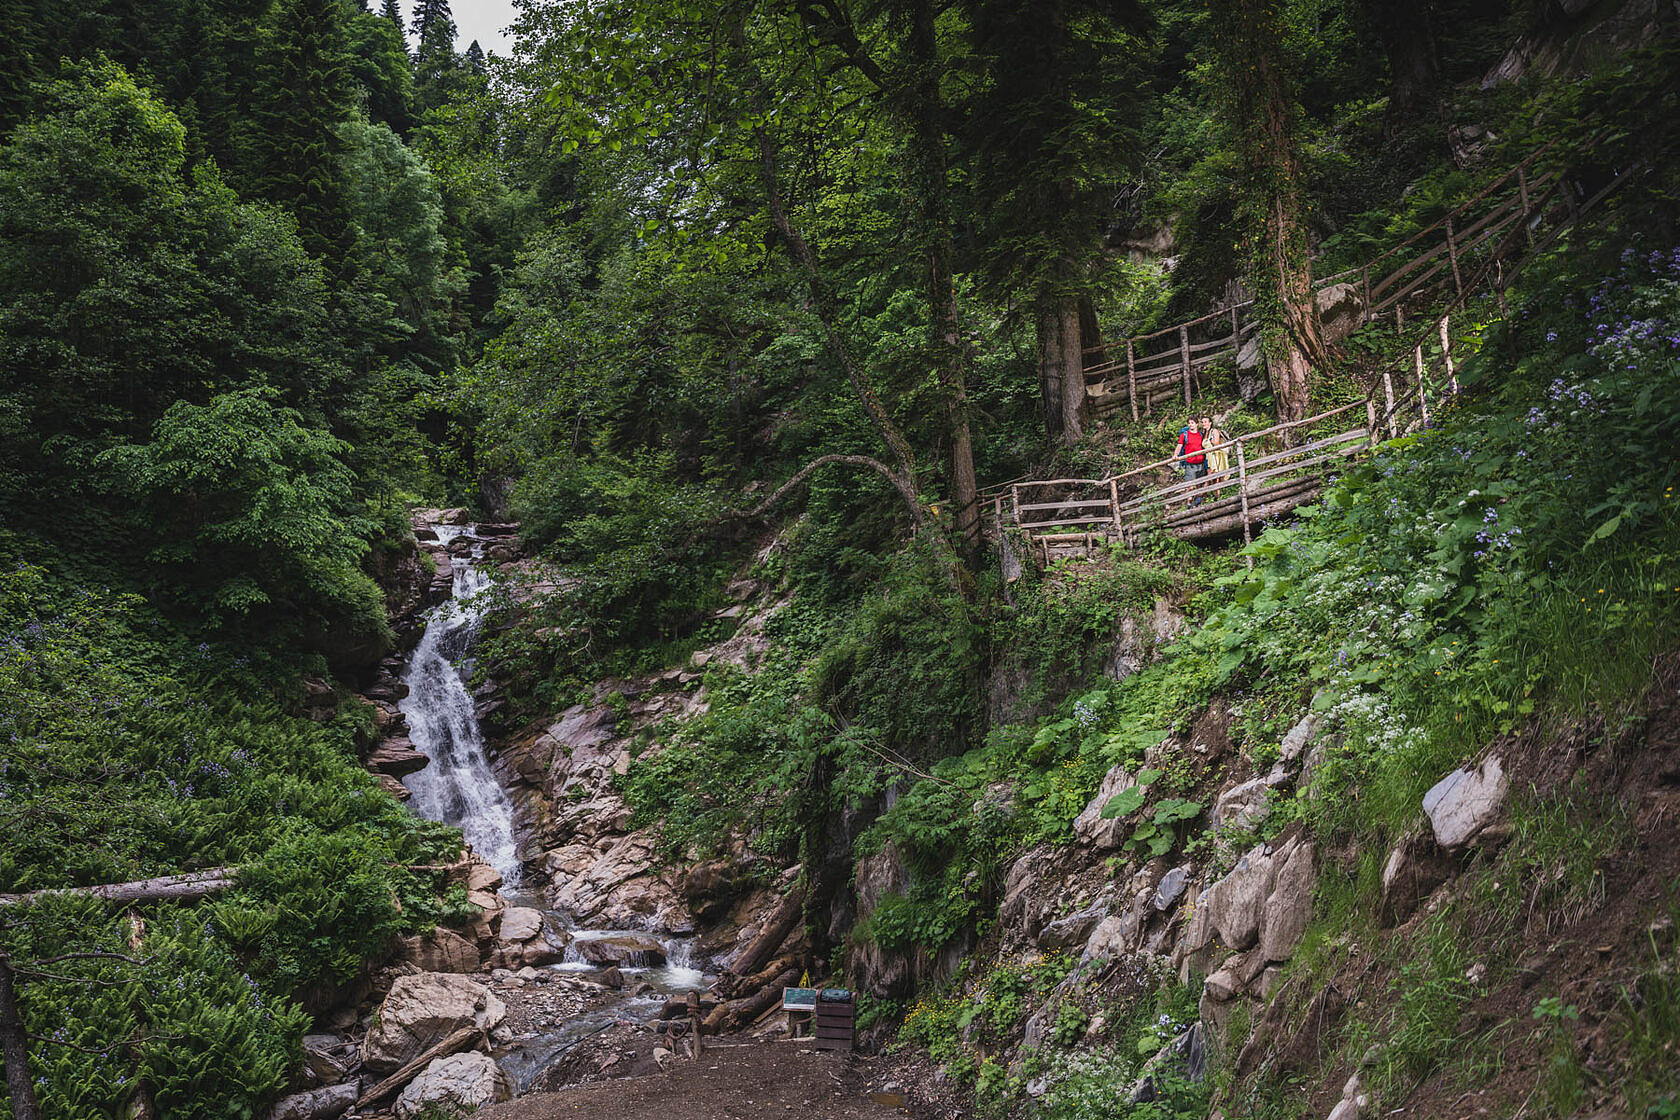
(393, 1053), (512, 1120)
(362, 974), (506, 1074)
(1259, 839), (1315, 962)
(268, 1084), (358, 1120)
(365, 737), (428, 778)
(1315, 282), (1366, 347)
(498, 906), (544, 944)
(1212, 769), (1285, 834)
(1039, 903), (1108, 951)
(397, 929), (481, 974)
(1154, 865), (1192, 912)
(1203, 843), (1278, 952)
(1422, 756), (1507, 850)
(1278, 715), (1320, 764)
(569, 933), (666, 966)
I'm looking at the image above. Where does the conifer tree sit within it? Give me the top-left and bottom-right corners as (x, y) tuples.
(411, 0), (459, 112)
(464, 38), (485, 75)
(254, 0), (356, 265)
(381, 0), (403, 38)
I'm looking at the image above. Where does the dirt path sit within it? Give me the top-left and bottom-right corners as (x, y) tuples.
(478, 1040), (912, 1120)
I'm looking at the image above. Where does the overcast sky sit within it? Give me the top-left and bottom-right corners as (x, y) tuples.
(399, 0), (519, 56)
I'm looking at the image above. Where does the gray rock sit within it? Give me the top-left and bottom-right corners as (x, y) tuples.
(1422, 756), (1507, 849)
(298, 1034), (351, 1088)
(1202, 951), (1255, 1001)
(393, 1052), (512, 1119)
(1153, 865), (1191, 912)
(1182, 886), (1216, 954)
(1039, 903), (1108, 951)
(361, 973), (506, 1074)
(568, 933), (666, 966)
(1316, 282), (1366, 347)
(1278, 715), (1320, 763)
(1259, 840), (1315, 962)
(1326, 1098), (1362, 1120)
(498, 906), (544, 943)
(1213, 774), (1280, 833)
(1082, 914), (1136, 962)
(269, 1084), (357, 1120)
(1072, 764), (1138, 850)
(1205, 843), (1278, 951)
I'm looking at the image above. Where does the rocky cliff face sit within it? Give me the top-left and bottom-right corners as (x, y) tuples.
(863, 656), (1680, 1120)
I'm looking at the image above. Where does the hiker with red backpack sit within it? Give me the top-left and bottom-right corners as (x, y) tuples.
(1175, 418), (1207, 507)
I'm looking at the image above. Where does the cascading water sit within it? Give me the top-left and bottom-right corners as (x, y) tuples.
(397, 520), (712, 1094)
(400, 525), (521, 885)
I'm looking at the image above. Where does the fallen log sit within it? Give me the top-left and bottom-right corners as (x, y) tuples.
(659, 994), (721, 1020)
(731, 953), (803, 1000)
(355, 1026), (483, 1108)
(1174, 488), (1322, 541)
(0, 870), (238, 907)
(703, 967), (802, 1035)
(717, 889), (804, 994)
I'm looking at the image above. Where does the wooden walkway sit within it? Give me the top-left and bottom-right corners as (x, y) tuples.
(1081, 140), (1581, 421)
(989, 138), (1633, 563)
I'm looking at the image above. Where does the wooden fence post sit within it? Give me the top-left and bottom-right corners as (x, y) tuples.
(1367, 399), (1380, 449)
(1109, 477), (1123, 544)
(1395, 306), (1404, 335)
(1009, 485), (1021, 530)
(1382, 367), (1397, 439)
(1439, 315), (1457, 395)
(1236, 440), (1252, 550)
(1178, 325), (1191, 405)
(1446, 216), (1464, 299)
(1126, 339), (1139, 424)
(1361, 264), (1371, 325)
(1415, 345), (1430, 428)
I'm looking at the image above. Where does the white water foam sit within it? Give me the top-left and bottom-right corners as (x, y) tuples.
(399, 526), (521, 885)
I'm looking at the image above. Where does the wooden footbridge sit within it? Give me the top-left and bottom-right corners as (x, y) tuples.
(991, 138), (1632, 565)
(1080, 140), (1588, 421)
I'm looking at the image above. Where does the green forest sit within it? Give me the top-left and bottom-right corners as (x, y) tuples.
(1, 0), (1678, 1116)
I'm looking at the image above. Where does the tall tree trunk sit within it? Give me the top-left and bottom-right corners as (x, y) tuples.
(907, 0), (981, 553)
(0, 952), (40, 1120)
(1216, 0), (1328, 433)
(1365, 0), (1439, 136)
(1037, 293), (1085, 444)
(1265, 189), (1324, 429)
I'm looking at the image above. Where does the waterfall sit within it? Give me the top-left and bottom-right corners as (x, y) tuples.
(400, 525), (520, 885)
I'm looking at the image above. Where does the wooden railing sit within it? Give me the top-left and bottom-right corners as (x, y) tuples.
(985, 137), (1633, 564)
(1084, 141), (1572, 422)
(994, 400), (1374, 563)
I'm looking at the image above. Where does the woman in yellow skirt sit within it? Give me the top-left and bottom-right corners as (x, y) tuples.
(1202, 416), (1231, 494)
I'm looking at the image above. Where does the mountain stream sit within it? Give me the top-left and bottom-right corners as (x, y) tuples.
(398, 521), (709, 1091)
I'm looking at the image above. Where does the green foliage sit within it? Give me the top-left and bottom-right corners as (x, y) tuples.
(98, 388), (389, 656)
(1051, 1002), (1090, 1048)
(898, 954), (1073, 1063)
(0, 558), (465, 1115)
